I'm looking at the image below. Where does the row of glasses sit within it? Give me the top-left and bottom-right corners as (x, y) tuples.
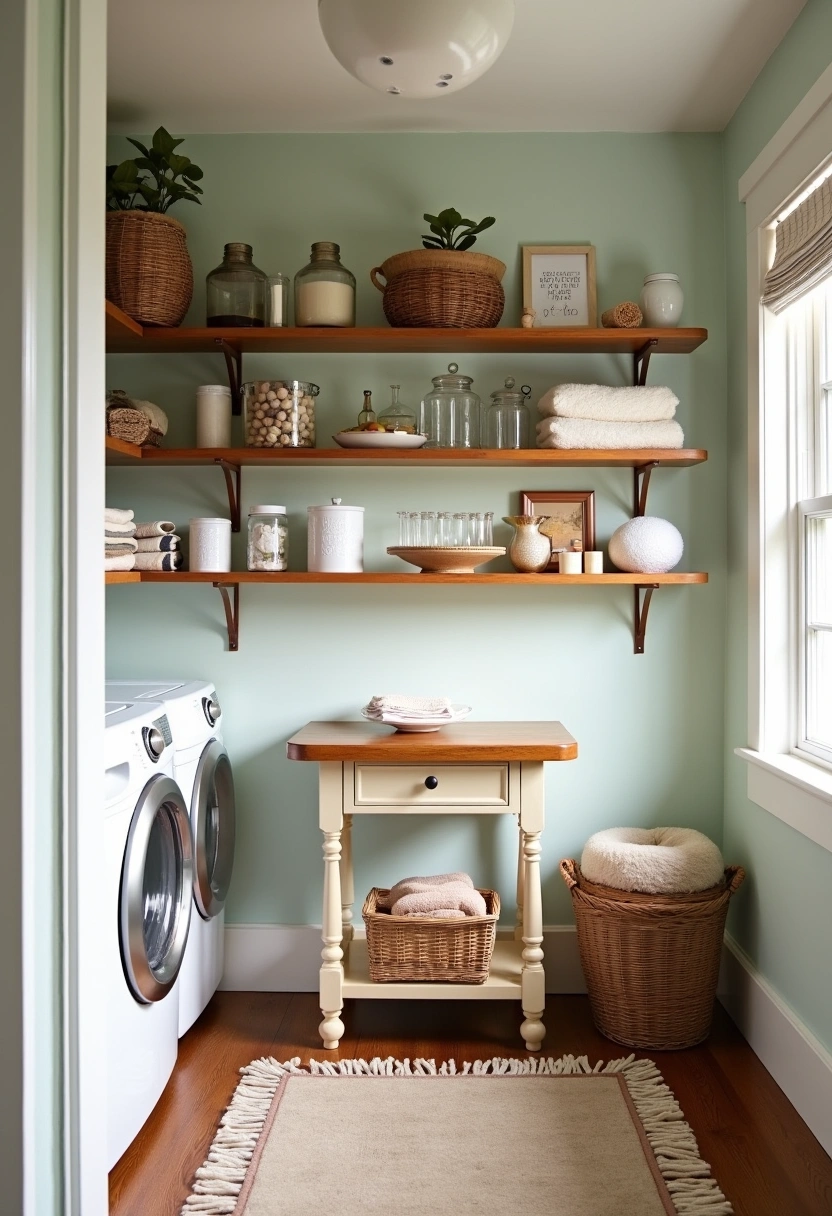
(397, 511), (494, 547)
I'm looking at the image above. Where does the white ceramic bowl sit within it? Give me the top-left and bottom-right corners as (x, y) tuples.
(333, 431), (428, 449)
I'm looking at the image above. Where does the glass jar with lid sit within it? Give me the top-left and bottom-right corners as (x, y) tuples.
(243, 380), (318, 448)
(419, 363), (481, 448)
(206, 243), (267, 327)
(379, 384), (417, 433)
(294, 241), (356, 327)
(247, 505), (288, 571)
(484, 376), (531, 449)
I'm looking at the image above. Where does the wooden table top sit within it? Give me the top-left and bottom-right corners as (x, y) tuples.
(286, 721), (578, 762)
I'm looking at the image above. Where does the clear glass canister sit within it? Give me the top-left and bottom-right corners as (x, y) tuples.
(484, 377), (531, 449)
(419, 363), (481, 448)
(206, 243), (267, 327)
(247, 506), (288, 571)
(379, 384), (417, 433)
(294, 241), (356, 327)
(243, 380), (319, 448)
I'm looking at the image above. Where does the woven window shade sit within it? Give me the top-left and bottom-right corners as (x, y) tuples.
(762, 176), (832, 314)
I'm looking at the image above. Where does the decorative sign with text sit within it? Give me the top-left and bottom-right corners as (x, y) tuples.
(522, 245), (597, 328)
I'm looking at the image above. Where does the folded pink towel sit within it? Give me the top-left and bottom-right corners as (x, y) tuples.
(392, 883), (487, 918)
(404, 908), (467, 920)
(382, 872), (474, 910)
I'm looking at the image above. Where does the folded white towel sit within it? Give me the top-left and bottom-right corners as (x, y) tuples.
(105, 507), (135, 524)
(133, 520), (176, 539)
(104, 521), (137, 537)
(537, 383), (679, 422)
(135, 534), (180, 552)
(133, 551), (183, 571)
(365, 694), (453, 720)
(536, 417), (685, 450)
(105, 539), (138, 555)
(104, 554), (135, 571)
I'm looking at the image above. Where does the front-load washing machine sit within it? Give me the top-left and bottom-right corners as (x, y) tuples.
(105, 700), (193, 1169)
(105, 680), (236, 1036)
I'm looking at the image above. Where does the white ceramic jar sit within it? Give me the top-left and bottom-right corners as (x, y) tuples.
(307, 498), (364, 573)
(189, 518), (232, 572)
(640, 274), (684, 327)
(196, 384), (232, 447)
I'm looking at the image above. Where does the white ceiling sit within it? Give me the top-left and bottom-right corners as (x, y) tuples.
(107, 0), (806, 134)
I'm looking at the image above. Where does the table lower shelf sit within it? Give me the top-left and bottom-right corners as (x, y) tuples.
(341, 936), (524, 1000)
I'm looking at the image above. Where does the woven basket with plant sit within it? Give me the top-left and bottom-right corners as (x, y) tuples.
(106, 127), (204, 328)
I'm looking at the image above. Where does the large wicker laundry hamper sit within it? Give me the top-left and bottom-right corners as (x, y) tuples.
(560, 859), (745, 1050)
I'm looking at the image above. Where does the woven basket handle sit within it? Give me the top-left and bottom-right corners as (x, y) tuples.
(370, 267), (387, 294)
(725, 865), (746, 895)
(559, 859), (579, 890)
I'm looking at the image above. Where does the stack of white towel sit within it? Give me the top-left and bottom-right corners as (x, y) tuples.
(380, 873), (487, 919)
(536, 384), (684, 449)
(105, 509), (184, 572)
(364, 694), (454, 724)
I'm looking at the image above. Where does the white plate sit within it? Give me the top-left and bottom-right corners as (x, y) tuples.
(333, 431), (428, 450)
(361, 704), (472, 732)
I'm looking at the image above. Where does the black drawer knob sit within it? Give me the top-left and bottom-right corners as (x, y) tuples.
(424, 775), (439, 790)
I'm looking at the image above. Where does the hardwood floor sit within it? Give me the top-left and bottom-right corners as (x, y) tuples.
(109, 994), (832, 1216)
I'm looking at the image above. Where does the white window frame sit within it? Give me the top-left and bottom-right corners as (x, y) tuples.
(736, 63), (832, 853)
(798, 494), (832, 766)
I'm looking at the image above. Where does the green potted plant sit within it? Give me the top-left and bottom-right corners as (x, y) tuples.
(106, 127), (204, 328)
(370, 208), (505, 328)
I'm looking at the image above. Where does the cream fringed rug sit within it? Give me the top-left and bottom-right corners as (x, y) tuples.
(182, 1055), (733, 1216)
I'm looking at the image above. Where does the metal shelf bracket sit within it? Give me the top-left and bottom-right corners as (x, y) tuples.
(633, 460), (659, 517)
(634, 583), (659, 654)
(216, 339), (243, 415)
(214, 458), (242, 531)
(214, 582), (240, 651)
(633, 338), (659, 386)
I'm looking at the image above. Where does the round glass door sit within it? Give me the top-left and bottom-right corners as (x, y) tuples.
(191, 740), (236, 920)
(120, 775), (194, 1003)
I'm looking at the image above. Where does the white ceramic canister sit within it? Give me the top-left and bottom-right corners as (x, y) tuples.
(307, 498), (364, 573)
(189, 517), (232, 572)
(640, 274), (684, 328)
(196, 384), (232, 447)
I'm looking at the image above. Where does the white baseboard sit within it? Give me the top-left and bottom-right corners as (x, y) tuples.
(718, 934), (832, 1157)
(221, 923), (586, 995)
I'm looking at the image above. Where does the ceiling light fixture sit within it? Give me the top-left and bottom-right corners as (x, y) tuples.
(318, 0), (515, 100)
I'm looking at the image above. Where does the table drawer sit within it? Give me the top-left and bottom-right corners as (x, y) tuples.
(352, 763), (511, 808)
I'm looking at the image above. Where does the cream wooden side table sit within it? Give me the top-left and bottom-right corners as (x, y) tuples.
(287, 721), (578, 1052)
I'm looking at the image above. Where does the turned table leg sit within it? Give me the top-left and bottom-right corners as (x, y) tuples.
(519, 762), (545, 1052)
(514, 814), (524, 941)
(341, 813), (355, 947)
(319, 764), (345, 1050)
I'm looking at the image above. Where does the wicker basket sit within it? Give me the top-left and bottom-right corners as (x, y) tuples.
(106, 210), (193, 328)
(362, 886), (500, 983)
(561, 859), (745, 1050)
(370, 250), (505, 328)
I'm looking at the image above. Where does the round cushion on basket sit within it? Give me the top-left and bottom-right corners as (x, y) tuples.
(580, 827), (724, 894)
(608, 516), (684, 573)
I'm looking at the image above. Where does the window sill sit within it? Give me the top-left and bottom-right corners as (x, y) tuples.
(735, 748), (832, 853)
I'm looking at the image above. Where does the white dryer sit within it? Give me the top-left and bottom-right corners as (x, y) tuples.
(105, 701), (193, 1169)
(105, 680), (236, 1036)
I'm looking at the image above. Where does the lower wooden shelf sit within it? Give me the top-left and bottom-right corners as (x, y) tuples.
(341, 936), (523, 1000)
(112, 570), (707, 586)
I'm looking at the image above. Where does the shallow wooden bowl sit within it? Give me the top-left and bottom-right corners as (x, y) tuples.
(387, 545), (505, 574)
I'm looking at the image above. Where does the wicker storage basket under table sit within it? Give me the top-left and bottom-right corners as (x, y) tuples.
(362, 886), (500, 984)
(561, 859), (745, 1050)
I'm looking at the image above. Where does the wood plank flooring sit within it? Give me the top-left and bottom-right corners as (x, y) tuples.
(109, 994), (832, 1216)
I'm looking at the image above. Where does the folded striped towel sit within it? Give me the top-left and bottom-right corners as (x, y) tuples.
(104, 522), (137, 537)
(364, 694), (453, 720)
(105, 540), (138, 556)
(132, 551), (183, 571)
(135, 534), (180, 552)
(537, 383), (679, 422)
(104, 554), (135, 572)
(536, 416), (685, 450)
(134, 520), (176, 539)
(105, 507), (135, 524)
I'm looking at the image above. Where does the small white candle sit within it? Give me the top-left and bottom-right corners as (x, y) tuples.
(559, 552), (582, 574)
(584, 551), (603, 573)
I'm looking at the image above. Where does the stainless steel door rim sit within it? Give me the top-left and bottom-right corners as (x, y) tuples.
(191, 739), (236, 920)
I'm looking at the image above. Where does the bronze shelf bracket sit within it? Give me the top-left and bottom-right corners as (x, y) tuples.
(633, 338), (659, 386)
(213, 581), (240, 651)
(215, 339), (244, 415)
(634, 583), (659, 654)
(633, 460), (660, 517)
(214, 458), (242, 531)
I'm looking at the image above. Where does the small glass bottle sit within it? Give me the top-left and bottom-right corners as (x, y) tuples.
(294, 241), (356, 327)
(266, 273), (290, 326)
(379, 385), (417, 434)
(247, 506), (288, 571)
(357, 390), (375, 428)
(206, 243), (267, 327)
(484, 377), (531, 449)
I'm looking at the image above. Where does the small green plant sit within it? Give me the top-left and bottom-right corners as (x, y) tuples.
(421, 208), (495, 251)
(106, 127), (204, 213)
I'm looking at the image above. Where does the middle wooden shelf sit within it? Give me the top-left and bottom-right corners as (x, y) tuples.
(122, 571), (706, 585)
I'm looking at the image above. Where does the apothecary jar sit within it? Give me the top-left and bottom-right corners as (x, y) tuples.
(294, 242), (356, 327)
(206, 242), (267, 327)
(419, 363), (481, 449)
(485, 376), (531, 449)
(247, 505), (288, 571)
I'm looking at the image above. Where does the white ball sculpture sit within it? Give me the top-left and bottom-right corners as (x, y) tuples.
(608, 516), (684, 573)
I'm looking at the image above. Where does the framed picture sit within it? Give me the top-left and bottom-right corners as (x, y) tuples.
(522, 245), (597, 328)
(520, 490), (595, 570)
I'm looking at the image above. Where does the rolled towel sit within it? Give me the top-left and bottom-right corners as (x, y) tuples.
(104, 554), (135, 572)
(106, 407), (161, 448)
(392, 883), (487, 918)
(601, 301), (643, 328)
(381, 872), (474, 910)
(536, 417), (685, 450)
(105, 540), (138, 556)
(135, 534), (180, 552)
(133, 520), (176, 539)
(537, 383), (679, 422)
(105, 507), (134, 524)
(365, 693), (453, 720)
(104, 522), (137, 537)
(132, 551), (183, 572)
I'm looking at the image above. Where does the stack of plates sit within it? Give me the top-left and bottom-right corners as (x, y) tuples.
(361, 704), (472, 733)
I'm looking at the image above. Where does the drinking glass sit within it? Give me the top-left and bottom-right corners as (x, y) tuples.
(484, 512), (494, 545)
(437, 512), (452, 546)
(397, 511), (408, 545)
(408, 512), (421, 545)
(451, 512), (467, 546)
(474, 512), (486, 545)
(421, 511), (437, 546)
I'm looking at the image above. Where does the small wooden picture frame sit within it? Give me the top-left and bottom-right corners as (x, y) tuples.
(520, 490), (596, 570)
(522, 245), (597, 327)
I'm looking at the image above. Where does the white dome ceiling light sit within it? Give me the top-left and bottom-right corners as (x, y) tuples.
(318, 0), (515, 100)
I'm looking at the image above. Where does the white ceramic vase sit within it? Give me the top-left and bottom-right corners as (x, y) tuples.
(640, 274), (684, 327)
(503, 515), (551, 573)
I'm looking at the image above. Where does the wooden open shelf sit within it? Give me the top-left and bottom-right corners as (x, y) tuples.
(129, 570), (707, 586)
(105, 571), (141, 584)
(342, 937), (523, 999)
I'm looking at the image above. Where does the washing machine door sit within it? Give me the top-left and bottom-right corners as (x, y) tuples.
(191, 739), (236, 920)
(120, 775), (194, 1004)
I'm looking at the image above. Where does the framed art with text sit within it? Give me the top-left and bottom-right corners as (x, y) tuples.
(522, 245), (597, 327)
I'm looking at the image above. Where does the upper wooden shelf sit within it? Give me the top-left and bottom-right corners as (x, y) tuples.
(105, 301), (707, 357)
(111, 570), (707, 586)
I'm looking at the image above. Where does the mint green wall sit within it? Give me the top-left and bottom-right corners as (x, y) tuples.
(722, 0), (832, 1050)
(106, 132), (727, 929)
